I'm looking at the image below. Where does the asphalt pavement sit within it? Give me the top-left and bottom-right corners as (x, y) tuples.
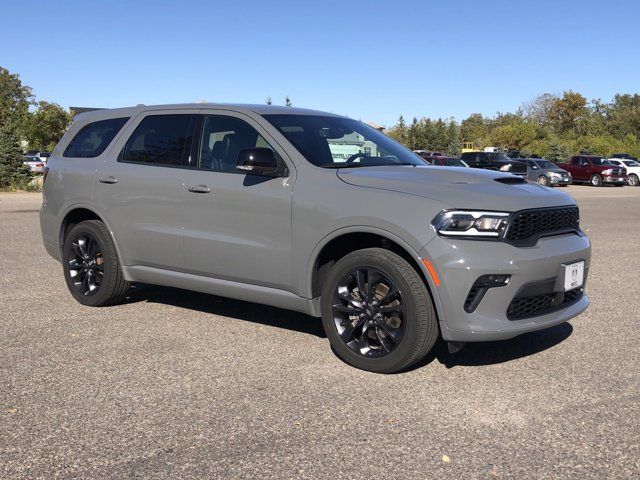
(1, 185), (639, 479)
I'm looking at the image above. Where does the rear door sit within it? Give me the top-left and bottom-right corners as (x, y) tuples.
(93, 111), (196, 271)
(181, 111), (295, 290)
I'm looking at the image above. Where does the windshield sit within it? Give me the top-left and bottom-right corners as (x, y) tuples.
(535, 160), (555, 169)
(591, 158), (613, 165)
(486, 152), (511, 162)
(623, 160), (639, 167)
(441, 157), (467, 167)
(264, 115), (423, 168)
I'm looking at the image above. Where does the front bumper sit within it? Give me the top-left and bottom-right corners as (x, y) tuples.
(549, 175), (571, 185)
(420, 232), (591, 342)
(603, 175), (628, 184)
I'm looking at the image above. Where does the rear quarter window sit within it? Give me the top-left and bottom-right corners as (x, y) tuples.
(63, 117), (129, 158)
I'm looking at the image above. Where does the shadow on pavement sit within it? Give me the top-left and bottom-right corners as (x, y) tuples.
(121, 284), (573, 367)
(123, 283), (327, 338)
(430, 322), (574, 369)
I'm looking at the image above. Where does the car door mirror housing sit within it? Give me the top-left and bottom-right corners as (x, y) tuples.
(236, 148), (283, 176)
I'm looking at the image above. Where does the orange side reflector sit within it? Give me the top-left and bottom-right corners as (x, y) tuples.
(421, 259), (441, 287)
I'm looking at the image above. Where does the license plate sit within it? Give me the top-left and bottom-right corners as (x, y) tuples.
(562, 261), (584, 291)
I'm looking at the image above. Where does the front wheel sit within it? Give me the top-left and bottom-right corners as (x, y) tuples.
(590, 174), (603, 187)
(321, 248), (438, 373)
(537, 175), (549, 186)
(62, 220), (130, 306)
(628, 174), (639, 186)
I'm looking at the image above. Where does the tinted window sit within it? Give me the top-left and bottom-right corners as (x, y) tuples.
(121, 115), (193, 166)
(63, 117), (129, 158)
(199, 116), (274, 173)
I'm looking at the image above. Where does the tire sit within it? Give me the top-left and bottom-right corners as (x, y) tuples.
(628, 174), (639, 186)
(62, 220), (130, 306)
(537, 175), (549, 186)
(590, 174), (602, 187)
(321, 248), (438, 373)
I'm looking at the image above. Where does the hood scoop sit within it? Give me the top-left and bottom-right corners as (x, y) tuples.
(494, 176), (526, 185)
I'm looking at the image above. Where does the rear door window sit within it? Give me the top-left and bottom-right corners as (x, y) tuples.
(63, 117), (129, 158)
(121, 114), (194, 166)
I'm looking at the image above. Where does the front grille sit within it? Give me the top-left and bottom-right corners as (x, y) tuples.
(505, 206), (579, 242)
(507, 288), (584, 320)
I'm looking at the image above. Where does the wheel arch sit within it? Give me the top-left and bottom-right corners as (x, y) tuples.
(307, 227), (444, 322)
(58, 205), (125, 266)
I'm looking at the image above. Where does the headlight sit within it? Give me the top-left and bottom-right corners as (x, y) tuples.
(602, 169), (613, 175)
(549, 172), (561, 178)
(499, 165), (511, 172)
(431, 210), (510, 238)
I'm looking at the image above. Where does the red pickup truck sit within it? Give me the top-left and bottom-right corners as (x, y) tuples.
(558, 155), (628, 187)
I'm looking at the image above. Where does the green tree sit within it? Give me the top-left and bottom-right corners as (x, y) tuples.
(489, 119), (537, 150)
(26, 101), (71, 151)
(460, 113), (488, 148)
(548, 90), (588, 135)
(0, 66), (34, 131)
(0, 122), (30, 188)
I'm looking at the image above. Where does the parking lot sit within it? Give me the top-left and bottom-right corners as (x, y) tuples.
(1, 186), (639, 479)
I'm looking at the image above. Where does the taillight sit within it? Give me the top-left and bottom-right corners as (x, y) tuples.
(43, 167), (49, 184)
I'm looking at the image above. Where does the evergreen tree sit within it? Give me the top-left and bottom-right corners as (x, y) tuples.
(0, 122), (30, 188)
(445, 120), (461, 156)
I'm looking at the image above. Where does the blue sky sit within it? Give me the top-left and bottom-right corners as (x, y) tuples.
(1, 0), (638, 125)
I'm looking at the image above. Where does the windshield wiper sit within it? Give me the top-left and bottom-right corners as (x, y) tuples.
(319, 162), (417, 169)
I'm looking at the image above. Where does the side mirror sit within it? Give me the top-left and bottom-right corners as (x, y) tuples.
(236, 148), (283, 177)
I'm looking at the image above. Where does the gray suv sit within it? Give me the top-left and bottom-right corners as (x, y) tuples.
(40, 104), (591, 373)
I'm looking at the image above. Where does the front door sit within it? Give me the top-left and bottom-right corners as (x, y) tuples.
(181, 112), (294, 291)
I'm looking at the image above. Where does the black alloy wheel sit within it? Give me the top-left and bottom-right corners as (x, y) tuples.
(321, 248), (438, 373)
(62, 220), (130, 306)
(332, 267), (406, 358)
(68, 233), (104, 296)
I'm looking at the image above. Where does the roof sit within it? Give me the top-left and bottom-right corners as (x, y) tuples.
(72, 103), (344, 123)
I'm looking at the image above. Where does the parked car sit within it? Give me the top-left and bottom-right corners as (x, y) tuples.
(36, 151), (51, 163)
(557, 156), (627, 187)
(40, 104), (591, 373)
(460, 151), (527, 177)
(611, 153), (638, 161)
(22, 156), (45, 173)
(414, 150), (444, 161)
(426, 156), (469, 167)
(607, 158), (640, 186)
(524, 158), (572, 186)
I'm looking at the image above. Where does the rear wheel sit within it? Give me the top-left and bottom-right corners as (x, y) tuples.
(536, 175), (549, 186)
(590, 174), (603, 187)
(62, 220), (130, 306)
(628, 174), (639, 186)
(321, 248), (438, 373)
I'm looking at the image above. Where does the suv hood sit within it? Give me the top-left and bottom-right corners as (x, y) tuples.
(337, 165), (575, 211)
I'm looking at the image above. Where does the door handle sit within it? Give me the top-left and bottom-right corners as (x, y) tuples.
(98, 175), (118, 184)
(187, 184), (211, 194)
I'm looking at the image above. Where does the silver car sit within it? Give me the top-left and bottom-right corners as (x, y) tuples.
(40, 104), (591, 373)
(525, 158), (572, 186)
